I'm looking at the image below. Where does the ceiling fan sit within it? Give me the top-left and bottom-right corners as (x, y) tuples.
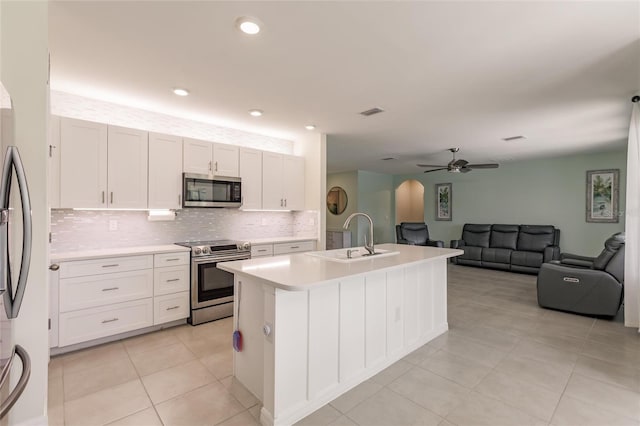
(417, 148), (499, 173)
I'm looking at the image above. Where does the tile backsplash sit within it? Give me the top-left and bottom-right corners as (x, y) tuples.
(51, 209), (319, 253)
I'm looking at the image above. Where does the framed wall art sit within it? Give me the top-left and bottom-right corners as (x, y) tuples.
(435, 183), (452, 221)
(586, 169), (619, 223)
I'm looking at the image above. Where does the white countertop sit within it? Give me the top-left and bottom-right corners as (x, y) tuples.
(250, 236), (317, 245)
(51, 244), (191, 262)
(218, 243), (462, 291)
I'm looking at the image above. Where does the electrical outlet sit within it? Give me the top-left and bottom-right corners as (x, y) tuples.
(109, 219), (118, 231)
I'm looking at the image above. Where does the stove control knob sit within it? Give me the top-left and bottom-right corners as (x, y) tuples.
(202, 247), (210, 255)
(193, 247), (202, 255)
(241, 242), (251, 251)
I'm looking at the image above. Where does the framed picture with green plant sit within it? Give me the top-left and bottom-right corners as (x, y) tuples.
(435, 183), (452, 221)
(586, 169), (619, 223)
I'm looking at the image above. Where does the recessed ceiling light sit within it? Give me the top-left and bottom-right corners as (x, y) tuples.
(173, 88), (189, 96)
(248, 109), (263, 117)
(236, 17), (261, 35)
(305, 124), (316, 130)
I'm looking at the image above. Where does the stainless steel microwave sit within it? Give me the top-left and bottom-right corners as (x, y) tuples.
(183, 173), (242, 208)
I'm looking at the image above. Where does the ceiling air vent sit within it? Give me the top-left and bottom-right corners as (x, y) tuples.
(502, 135), (526, 142)
(359, 107), (384, 117)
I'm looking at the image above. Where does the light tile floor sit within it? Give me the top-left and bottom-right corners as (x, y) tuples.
(49, 265), (640, 426)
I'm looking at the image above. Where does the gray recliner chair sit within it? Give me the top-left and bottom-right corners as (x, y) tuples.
(536, 233), (625, 317)
(395, 222), (444, 248)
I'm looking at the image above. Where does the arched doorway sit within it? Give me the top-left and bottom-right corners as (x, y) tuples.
(395, 179), (425, 223)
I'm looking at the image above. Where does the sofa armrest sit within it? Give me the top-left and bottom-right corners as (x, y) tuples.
(426, 239), (445, 248)
(560, 253), (595, 263)
(543, 246), (561, 263)
(451, 239), (465, 249)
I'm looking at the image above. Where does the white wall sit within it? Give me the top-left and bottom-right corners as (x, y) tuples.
(0, 1), (49, 424)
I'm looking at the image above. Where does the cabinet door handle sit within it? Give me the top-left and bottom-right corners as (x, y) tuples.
(101, 264), (119, 268)
(284, 198), (287, 207)
(49, 264), (59, 271)
(102, 287), (119, 292)
(166, 278), (180, 282)
(165, 258), (180, 261)
(102, 191), (105, 204)
(215, 161), (218, 172)
(280, 199), (283, 207)
(208, 161), (212, 171)
(166, 306), (180, 311)
(110, 192), (114, 204)
(102, 318), (119, 324)
(290, 246), (299, 249)
(258, 249), (267, 252)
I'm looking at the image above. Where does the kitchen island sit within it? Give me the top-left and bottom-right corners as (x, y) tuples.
(218, 243), (462, 426)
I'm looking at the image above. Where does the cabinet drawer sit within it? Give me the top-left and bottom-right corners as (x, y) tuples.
(251, 244), (273, 257)
(60, 255), (153, 278)
(59, 269), (153, 312)
(154, 265), (190, 296)
(154, 291), (190, 325)
(273, 240), (316, 255)
(59, 298), (153, 347)
(154, 252), (190, 267)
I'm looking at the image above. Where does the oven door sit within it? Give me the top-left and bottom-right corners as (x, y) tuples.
(191, 253), (249, 309)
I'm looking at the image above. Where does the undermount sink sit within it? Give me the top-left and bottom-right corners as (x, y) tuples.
(305, 247), (400, 263)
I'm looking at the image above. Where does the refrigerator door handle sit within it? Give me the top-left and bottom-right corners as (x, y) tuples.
(0, 345), (31, 419)
(0, 147), (32, 319)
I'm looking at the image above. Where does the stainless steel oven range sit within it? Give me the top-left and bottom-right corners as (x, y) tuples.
(174, 240), (250, 325)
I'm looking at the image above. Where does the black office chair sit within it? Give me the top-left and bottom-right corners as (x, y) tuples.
(395, 222), (444, 248)
(536, 232), (625, 317)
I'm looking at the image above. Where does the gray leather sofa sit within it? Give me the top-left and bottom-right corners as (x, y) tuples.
(450, 224), (560, 274)
(396, 222), (444, 248)
(537, 233), (625, 317)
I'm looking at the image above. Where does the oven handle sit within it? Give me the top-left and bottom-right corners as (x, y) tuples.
(193, 254), (250, 264)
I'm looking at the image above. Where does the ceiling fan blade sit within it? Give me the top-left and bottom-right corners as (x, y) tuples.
(417, 164), (447, 168)
(452, 159), (468, 168)
(423, 168), (448, 173)
(460, 167), (472, 173)
(467, 163), (499, 169)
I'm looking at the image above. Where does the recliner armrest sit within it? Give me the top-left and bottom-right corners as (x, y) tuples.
(544, 245), (561, 263)
(560, 253), (595, 262)
(558, 252), (594, 268)
(426, 239), (444, 248)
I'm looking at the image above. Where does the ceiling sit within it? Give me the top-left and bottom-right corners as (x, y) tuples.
(49, 1), (640, 174)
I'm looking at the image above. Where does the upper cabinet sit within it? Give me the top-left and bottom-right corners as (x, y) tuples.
(239, 147), (262, 210)
(183, 138), (239, 177)
(49, 116), (61, 208)
(149, 132), (182, 209)
(262, 152), (305, 210)
(59, 118), (148, 209)
(107, 126), (148, 209)
(60, 118), (108, 208)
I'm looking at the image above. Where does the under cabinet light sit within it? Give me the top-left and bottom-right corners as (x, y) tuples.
(148, 210), (176, 221)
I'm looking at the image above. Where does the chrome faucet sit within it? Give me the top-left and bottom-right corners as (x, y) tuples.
(343, 212), (375, 255)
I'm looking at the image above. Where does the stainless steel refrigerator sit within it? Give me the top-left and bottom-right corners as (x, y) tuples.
(0, 81), (32, 420)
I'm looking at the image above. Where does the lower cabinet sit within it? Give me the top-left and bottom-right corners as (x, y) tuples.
(251, 240), (316, 258)
(55, 251), (190, 349)
(59, 298), (153, 347)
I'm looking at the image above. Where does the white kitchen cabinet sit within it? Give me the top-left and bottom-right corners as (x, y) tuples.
(149, 132), (183, 209)
(251, 243), (273, 258)
(239, 147), (262, 210)
(49, 265), (59, 348)
(153, 252), (190, 324)
(183, 137), (212, 175)
(107, 125), (148, 209)
(59, 118), (148, 209)
(213, 143), (239, 177)
(48, 115), (61, 208)
(273, 240), (316, 255)
(183, 138), (239, 177)
(262, 152), (305, 210)
(59, 117), (108, 208)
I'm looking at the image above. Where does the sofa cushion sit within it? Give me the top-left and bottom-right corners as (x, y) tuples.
(481, 248), (512, 264)
(459, 246), (483, 261)
(511, 251), (544, 268)
(517, 225), (556, 252)
(490, 225), (519, 250)
(462, 224), (491, 248)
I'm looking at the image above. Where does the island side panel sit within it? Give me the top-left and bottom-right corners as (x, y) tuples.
(338, 276), (366, 383)
(432, 259), (448, 327)
(403, 264), (420, 347)
(364, 272), (387, 369)
(386, 268), (405, 358)
(308, 283), (340, 400)
(233, 276), (265, 401)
